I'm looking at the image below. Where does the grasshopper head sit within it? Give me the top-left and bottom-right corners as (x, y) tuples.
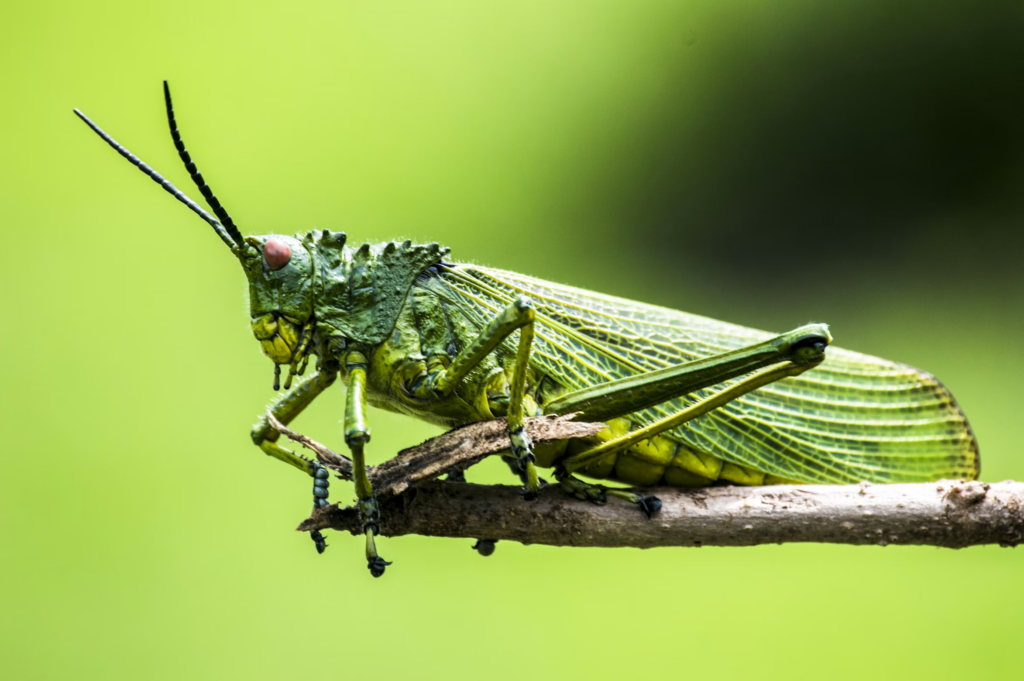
(73, 82), (448, 387)
(74, 83), (323, 389)
(239, 235), (315, 366)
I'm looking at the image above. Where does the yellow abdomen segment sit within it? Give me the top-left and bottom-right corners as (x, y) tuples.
(548, 418), (799, 488)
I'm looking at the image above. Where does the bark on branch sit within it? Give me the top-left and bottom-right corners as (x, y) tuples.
(277, 415), (1024, 550)
(300, 479), (1024, 549)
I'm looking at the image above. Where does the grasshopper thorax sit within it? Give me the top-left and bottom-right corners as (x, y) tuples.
(304, 230), (451, 347)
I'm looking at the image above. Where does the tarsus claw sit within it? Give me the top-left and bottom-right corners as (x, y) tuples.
(310, 530), (328, 554)
(367, 556), (392, 578)
(472, 539), (497, 557)
(639, 496), (662, 519)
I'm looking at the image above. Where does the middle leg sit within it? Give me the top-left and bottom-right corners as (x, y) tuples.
(413, 295), (542, 497)
(342, 349), (391, 577)
(506, 309), (541, 498)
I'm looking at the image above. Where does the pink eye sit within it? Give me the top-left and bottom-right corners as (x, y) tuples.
(264, 240), (291, 270)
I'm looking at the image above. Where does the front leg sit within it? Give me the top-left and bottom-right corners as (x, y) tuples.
(343, 350), (391, 578)
(251, 367), (338, 552)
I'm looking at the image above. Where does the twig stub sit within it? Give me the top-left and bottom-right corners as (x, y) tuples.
(270, 412), (605, 498)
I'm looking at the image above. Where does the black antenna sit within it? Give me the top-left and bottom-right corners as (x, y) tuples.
(73, 108), (240, 249)
(163, 81), (244, 246)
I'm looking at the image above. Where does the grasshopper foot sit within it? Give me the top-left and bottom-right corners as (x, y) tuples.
(472, 539), (497, 557)
(310, 529), (328, 554)
(367, 555), (392, 578)
(309, 463), (331, 553)
(360, 496), (391, 577)
(555, 471), (608, 505)
(446, 469), (467, 483)
(605, 489), (662, 518)
(638, 496), (662, 519)
(518, 472), (549, 501)
(519, 459), (544, 501)
(519, 485), (541, 501)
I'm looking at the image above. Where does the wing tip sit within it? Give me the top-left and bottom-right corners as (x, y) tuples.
(913, 367), (981, 480)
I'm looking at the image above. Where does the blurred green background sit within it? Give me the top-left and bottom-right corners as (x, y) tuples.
(2, 1), (1023, 679)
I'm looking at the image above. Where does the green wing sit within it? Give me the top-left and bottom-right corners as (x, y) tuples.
(438, 264), (979, 484)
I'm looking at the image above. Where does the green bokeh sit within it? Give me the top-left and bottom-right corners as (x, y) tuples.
(2, 2), (1022, 679)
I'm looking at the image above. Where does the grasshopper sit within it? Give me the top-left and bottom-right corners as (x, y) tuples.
(75, 83), (979, 577)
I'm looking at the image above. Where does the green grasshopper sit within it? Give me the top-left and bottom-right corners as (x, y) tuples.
(75, 83), (979, 577)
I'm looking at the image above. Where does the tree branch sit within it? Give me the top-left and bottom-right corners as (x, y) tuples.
(279, 416), (1024, 549)
(300, 479), (1023, 548)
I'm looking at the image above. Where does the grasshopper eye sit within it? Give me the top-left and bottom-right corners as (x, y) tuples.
(264, 240), (291, 270)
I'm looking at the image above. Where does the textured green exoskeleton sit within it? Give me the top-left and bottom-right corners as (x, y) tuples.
(75, 84), (980, 577)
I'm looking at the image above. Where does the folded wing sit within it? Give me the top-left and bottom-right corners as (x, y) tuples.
(439, 265), (979, 484)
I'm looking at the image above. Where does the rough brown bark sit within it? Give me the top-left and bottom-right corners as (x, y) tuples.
(300, 479), (1024, 549)
(278, 414), (1023, 549)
